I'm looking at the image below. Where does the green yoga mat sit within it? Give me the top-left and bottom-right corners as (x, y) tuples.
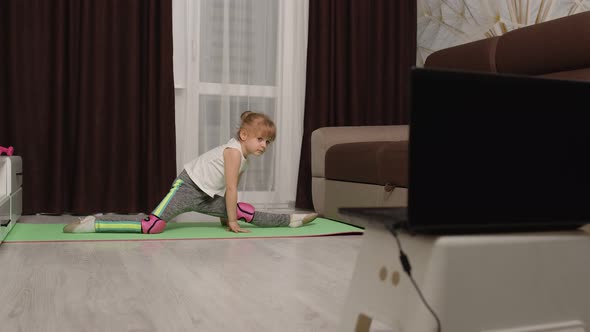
(3, 218), (363, 243)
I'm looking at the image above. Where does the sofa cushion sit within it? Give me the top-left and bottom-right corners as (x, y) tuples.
(539, 67), (590, 81)
(424, 36), (500, 72)
(325, 141), (408, 188)
(495, 11), (590, 76)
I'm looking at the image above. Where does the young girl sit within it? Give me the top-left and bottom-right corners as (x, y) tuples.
(64, 111), (318, 234)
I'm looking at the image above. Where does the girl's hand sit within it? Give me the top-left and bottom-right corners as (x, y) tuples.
(227, 220), (251, 233)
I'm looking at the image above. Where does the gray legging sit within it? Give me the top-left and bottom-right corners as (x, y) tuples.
(96, 170), (290, 227)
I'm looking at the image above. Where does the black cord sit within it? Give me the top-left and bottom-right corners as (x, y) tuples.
(388, 224), (442, 332)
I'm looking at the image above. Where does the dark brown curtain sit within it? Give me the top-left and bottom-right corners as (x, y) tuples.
(0, 0), (176, 215)
(295, 0), (417, 209)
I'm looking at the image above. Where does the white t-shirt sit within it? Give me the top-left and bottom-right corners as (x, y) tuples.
(184, 138), (248, 197)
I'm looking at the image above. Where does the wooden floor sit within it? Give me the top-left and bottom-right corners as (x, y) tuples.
(0, 215), (365, 332)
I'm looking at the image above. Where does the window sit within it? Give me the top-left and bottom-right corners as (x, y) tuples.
(174, 0), (308, 208)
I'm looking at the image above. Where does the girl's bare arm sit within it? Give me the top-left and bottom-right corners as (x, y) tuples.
(223, 148), (250, 233)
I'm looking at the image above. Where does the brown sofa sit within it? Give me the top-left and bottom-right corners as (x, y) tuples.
(312, 11), (590, 226)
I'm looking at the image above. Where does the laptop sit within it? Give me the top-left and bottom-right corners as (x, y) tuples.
(340, 67), (590, 234)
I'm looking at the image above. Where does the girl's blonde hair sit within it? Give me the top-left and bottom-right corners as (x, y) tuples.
(236, 111), (277, 142)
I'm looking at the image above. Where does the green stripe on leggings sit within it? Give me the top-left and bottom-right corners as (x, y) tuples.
(95, 221), (142, 233)
(152, 178), (184, 217)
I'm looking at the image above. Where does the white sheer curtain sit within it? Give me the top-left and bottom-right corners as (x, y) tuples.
(173, 0), (309, 211)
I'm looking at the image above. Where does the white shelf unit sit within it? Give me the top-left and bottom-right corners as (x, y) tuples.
(0, 156), (22, 242)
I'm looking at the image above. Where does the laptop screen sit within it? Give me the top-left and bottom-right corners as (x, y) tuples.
(408, 67), (590, 233)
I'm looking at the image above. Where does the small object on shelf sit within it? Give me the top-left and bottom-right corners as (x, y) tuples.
(0, 146), (14, 156)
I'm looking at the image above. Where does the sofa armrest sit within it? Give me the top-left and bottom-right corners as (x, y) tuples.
(311, 125), (409, 178)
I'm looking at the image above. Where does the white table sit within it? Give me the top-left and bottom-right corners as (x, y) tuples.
(338, 208), (590, 332)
